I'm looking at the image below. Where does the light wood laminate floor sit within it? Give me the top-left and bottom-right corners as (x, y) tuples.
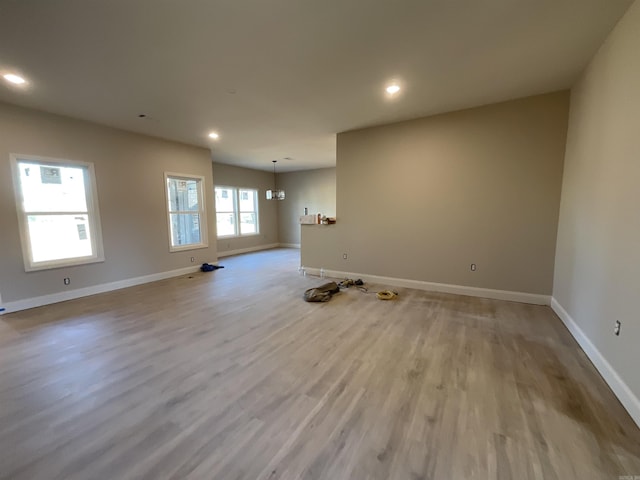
(1, 248), (639, 479)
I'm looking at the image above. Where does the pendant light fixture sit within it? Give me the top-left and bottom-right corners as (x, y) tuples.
(266, 160), (285, 200)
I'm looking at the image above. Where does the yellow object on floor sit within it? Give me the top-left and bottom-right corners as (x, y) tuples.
(376, 290), (397, 300)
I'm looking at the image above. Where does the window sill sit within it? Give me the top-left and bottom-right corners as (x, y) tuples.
(169, 243), (209, 253)
(216, 233), (261, 239)
(24, 255), (105, 272)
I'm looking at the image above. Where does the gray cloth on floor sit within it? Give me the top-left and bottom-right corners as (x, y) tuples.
(303, 281), (340, 302)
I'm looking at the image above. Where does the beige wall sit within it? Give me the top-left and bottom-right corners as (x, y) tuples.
(0, 102), (216, 304)
(553, 2), (640, 405)
(212, 163), (279, 254)
(302, 92), (569, 295)
(277, 168), (336, 246)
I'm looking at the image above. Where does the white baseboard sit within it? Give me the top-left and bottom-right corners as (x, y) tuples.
(279, 243), (301, 249)
(217, 243), (280, 258)
(551, 298), (640, 429)
(1, 262), (217, 314)
(302, 267), (550, 305)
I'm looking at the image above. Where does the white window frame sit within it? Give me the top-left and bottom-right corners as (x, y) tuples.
(215, 186), (260, 238)
(164, 172), (209, 252)
(10, 153), (105, 272)
(215, 186), (237, 238)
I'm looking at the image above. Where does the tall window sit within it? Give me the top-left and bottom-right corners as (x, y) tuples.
(215, 187), (259, 237)
(11, 154), (104, 271)
(165, 173), (208, 251)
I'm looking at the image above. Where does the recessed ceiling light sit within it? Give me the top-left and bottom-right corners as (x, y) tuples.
(3, 73), (26, 85)
(386, 84), (400, 95)
(208, 132), (219, 140)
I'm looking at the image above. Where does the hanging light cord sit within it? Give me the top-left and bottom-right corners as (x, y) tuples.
(272, 160), (278, 191)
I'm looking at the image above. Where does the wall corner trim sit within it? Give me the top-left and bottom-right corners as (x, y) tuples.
(1, 262), (218, 314)
(279, 243), (301, 249)
(551, 297), (640, 429)
(303, 267), (550, 305)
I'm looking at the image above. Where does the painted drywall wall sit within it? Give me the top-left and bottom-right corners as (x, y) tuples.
(277, 168), (336, 246)
(212, 163), (279, 255)
(302, 92), (569, 295)
(0, 102), (216, 304)
(553, 1), (640, 419)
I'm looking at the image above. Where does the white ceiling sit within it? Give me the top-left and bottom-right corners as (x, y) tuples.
(0, 0), (633, 172)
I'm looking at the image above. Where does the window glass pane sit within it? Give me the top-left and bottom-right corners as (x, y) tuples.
(216, 212), (236, 236)
(214, 187), (259, 238)
(240, 212), (257, 235)
(19, 162), (88, 213)
(239, 189), (256, 212)
(167, 178), (200, 212)
(169, 213), (202, 246)
(27, 214), (93, 262)
(215, 187), (235, 212)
